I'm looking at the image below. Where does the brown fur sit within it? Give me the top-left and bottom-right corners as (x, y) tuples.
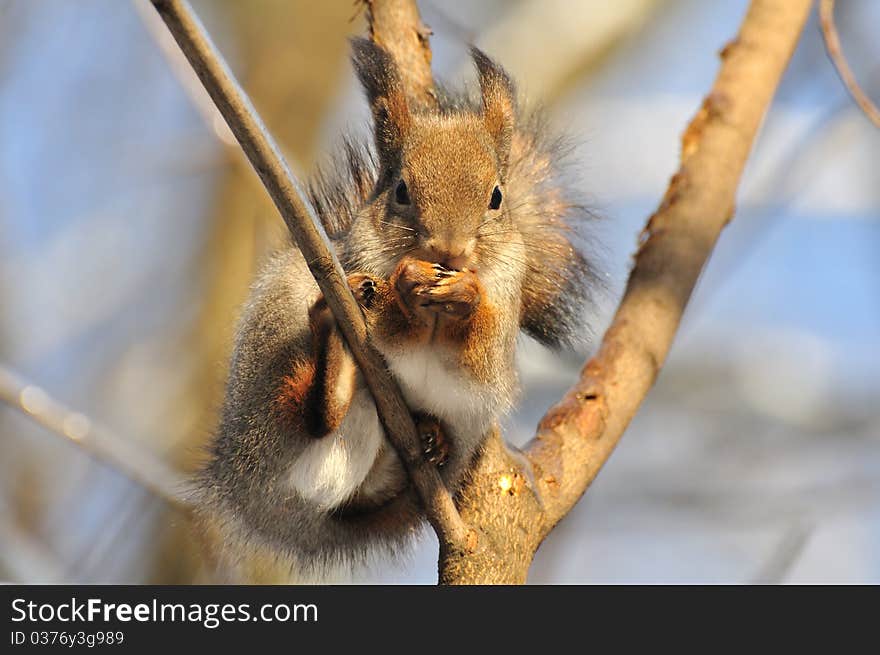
(303, 307), (354, 437)
(275, 360), (315, 429)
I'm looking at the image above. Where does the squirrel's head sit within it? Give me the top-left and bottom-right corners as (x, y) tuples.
(352, 38), (517, 270)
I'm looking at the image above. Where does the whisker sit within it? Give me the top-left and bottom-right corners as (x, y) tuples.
(477, 248), (568, 292)
(476, 215), (499, 230)
(379, 220), (416, 232)
(479, 238), (573, 259)
(477, 223), (567, 238)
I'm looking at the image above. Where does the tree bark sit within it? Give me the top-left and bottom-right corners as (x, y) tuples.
(362, 0), (438, 110)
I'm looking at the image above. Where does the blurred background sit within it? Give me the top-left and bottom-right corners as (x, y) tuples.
(0, 0), (877, 584)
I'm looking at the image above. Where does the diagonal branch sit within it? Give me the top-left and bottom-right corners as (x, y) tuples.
(527, 0), (813, 527)
(439, 0), (813, 584)
(0, 364), (189, 509)
(148, 0), (469, 548)
(819, 0), (880, 128)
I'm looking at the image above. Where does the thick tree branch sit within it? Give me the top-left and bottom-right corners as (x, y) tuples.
(819, 0), (880, 128)
(530, 0), (812, 523)
(439, 0), (813, 584)
(360, 0), (437, 109)
(148, 0), (469, 548)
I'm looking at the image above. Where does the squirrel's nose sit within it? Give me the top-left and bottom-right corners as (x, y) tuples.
(424, 238), (475, 270)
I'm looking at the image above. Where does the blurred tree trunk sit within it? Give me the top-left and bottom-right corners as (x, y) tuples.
(151, 0), (357, 583)
(477, 0), (663, 103)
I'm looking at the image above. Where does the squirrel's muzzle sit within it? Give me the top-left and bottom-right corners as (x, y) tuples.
(422, 237), (476, 271)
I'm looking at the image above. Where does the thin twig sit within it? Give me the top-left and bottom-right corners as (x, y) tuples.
(819, 0), (880, 128)
(148, 0), (469, 548)
(0, 365), (189, 509)
(749, 521), (813, 584)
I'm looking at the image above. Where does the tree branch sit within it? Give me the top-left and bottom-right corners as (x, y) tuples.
(439, 0), (813, 584)
(360, 0), (438, 109)
(148, 0), (469, 548)
(819, 0), (880, 128)
(476, 0), (662, 103)
(148, 0), (812, 583)
(0, 364), (189, 509)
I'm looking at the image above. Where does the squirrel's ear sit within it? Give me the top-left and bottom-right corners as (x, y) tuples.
(351, 38), (412, 173)
(471, 47), (516, 176)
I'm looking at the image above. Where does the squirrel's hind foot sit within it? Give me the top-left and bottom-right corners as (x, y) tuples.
(415, 412), (449, 467)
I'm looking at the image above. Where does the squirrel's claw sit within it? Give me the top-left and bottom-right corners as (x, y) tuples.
(431, 263), (455, 279)
(415, 413), (449, 468)
(393, 258), (480, 320)
(412, 268), (480, 318)
(347, 273), (381, 309)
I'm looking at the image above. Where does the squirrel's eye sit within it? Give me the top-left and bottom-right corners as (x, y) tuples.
(489, 186), (503, 210)
(395, 180), (411, 205)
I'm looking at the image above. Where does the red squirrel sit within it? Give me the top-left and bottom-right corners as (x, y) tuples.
(196, 39), (599, 574)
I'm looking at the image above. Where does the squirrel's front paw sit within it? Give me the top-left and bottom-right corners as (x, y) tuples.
(393, 260), (436, 300)
(392, 259), (481, 321)
(416, 264), (481, 319)
(347, 273), (383, 310)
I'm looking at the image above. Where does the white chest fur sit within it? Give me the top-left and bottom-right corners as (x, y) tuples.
(385, 347), (500, 434)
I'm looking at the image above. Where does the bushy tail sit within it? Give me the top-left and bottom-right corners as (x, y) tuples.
(507, 110), (602, 349)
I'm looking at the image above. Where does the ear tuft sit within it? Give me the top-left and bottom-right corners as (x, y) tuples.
(351, 38), (412, 173)
(351, 37), (399, 108)
(471, 46), (516, 176)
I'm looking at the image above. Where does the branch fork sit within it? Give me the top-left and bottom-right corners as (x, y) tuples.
(149, 0), (813, 584)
